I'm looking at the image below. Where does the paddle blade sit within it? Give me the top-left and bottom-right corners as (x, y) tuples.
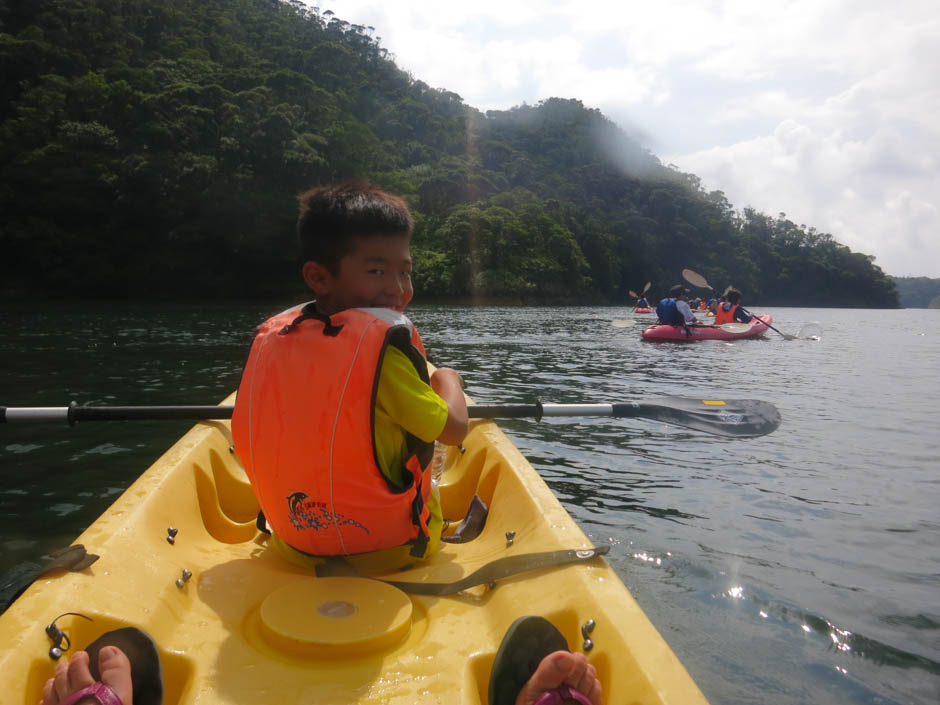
(612, 397), (781, 438)
(611, 319), (636, 328)
(798, 323), (823, 340)
(642, 281), (651, 294)
(682, 269), (710, 289)
(628, 290), (639, 298)
(716, 322), (752, 333)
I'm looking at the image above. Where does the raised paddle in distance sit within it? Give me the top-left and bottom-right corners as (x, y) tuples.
(2, 396), (781, 438)
(620, 281), (653, 325)
(628, 281), (652, 299)
(681, 268), (798, 340)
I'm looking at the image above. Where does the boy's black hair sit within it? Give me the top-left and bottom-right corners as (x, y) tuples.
(670, 284), (689, 298)
(296, 180), (414, 274)
(726, 288), (742, 304)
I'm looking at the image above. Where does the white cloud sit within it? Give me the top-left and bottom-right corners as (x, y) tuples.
(318, 0), (940, 276)
(670, 29), (940, 277)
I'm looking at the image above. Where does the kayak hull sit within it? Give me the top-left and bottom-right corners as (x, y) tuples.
(0, 388), (709, 704)
(633, 307), (654, 314)
(642, 314), (772, 342)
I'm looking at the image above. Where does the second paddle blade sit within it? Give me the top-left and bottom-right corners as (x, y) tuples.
(613, 397), (781, 438)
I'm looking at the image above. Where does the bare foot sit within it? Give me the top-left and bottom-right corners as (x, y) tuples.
(41, 646), (134, 705)
(515, 650), (602, 705)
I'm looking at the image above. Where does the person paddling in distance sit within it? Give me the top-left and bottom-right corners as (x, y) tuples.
(230, 181), (602, 705)
(656, 285), (698, 325)
(713, 287), (752, 325)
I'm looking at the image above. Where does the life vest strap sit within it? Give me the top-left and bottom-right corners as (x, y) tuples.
(408, 475), (430, 557)
(278, 303), (344, 337)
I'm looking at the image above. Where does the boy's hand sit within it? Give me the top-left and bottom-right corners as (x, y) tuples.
(431, 368), (469, 446)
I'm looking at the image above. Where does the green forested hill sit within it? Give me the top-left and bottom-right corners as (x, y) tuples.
(0, 0), (899, 306)
(891, 277), (940, 308)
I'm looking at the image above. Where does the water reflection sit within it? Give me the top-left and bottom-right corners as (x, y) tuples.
(2, 303), (939, 704)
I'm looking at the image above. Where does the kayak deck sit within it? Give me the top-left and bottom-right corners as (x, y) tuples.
(642, 314), (772, 342)
(2, 391), (709, 704)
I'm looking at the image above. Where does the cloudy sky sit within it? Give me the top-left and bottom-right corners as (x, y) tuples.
(320, 0), (939, 277)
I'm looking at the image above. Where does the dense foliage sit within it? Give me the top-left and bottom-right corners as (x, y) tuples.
(0, 0), (899, 306)
(891, 277), (940, 308)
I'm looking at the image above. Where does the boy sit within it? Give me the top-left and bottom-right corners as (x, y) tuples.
(714, 287), (753, 324)
(229, 182), (603, 705)
(231, 181), (467, 566)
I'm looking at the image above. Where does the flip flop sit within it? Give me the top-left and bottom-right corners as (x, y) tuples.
(85, 627), (164, 705)
(488, 615), (592, 705)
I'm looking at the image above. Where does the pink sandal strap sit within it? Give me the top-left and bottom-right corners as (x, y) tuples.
(532, 683), (593, 705)
(60, 682), (124, 705)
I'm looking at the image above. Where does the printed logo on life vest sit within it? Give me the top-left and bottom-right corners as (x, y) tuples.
(285, 491), (369, 533)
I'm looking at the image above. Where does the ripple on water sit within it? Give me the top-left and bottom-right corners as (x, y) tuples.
(49, 503), (83, 517)
(69, 443), (132, 460)
(4, 443), (45, 454)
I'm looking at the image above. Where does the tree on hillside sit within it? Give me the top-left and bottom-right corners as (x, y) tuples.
(0, 0), (898, 306)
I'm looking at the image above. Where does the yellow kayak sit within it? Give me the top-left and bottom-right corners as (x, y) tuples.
(0, 391), (709, 704)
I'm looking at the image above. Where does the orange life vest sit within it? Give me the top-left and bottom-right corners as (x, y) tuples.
(714, 303), (738, 325)
(231, 304), (433, 557)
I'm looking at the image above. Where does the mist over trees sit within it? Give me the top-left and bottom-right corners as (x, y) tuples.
(0, 0), (899, 307)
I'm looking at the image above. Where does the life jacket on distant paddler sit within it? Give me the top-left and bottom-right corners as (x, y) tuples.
(656, 298), (685, 326)
(714, 303), (738, 325)
(231, 304), (433, 557)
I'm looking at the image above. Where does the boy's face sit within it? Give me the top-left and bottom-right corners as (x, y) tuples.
(304, 234), (414, 315)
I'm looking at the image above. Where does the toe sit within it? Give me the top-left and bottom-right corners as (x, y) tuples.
(53, 652), (93, 701)
(96, 646), (134, 705)
(40, 676), (57, 705)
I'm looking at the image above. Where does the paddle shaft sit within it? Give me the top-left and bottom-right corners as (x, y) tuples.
(2, 397), (780, 438)
(1, 404), (232, 424)
(738, 306), (794, 339)
(0, 402), (741, 422)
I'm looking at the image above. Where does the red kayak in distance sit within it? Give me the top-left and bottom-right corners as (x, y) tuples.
(633, 307), (654, 314)
(642, 315), (772, 342)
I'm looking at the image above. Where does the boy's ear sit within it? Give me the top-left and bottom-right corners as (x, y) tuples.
(302, 261), (332, 295)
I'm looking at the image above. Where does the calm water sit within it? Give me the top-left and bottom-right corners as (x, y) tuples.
(1, 302), (938, 704)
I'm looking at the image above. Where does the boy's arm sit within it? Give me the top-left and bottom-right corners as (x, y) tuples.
(430, 367), (469, 446)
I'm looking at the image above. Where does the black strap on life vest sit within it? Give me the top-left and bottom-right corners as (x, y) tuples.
(383, 325), (434, 558)
(256, 510), (271, 535)
(278, 303), (344, 337)
(408, 484), (430, 558)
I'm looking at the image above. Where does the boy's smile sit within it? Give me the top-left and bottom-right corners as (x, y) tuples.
(303, 234), (414, 315)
